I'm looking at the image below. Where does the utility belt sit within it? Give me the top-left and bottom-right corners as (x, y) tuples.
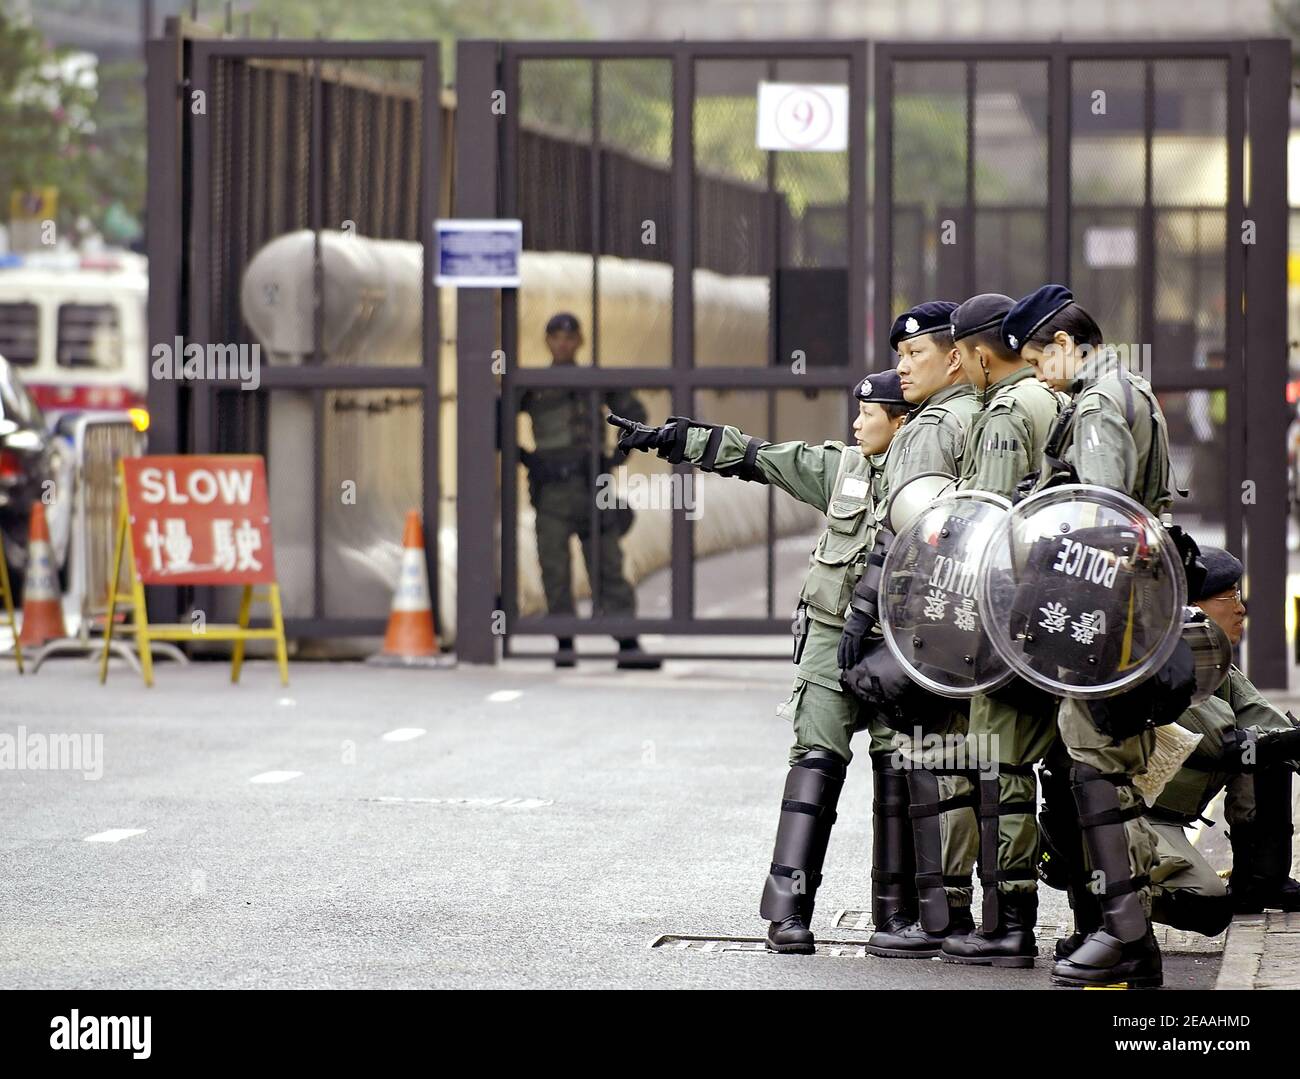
(523, 450), (612, 485)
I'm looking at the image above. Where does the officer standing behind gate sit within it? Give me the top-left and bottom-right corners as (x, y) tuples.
(1009, 283), (1176, 988)
(608, 370), (911, 953)
(519, 313), (659, 670)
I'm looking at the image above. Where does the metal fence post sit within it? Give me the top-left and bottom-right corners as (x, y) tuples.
(1244, 38), (1291, 689)
(454, 40), (504, 663)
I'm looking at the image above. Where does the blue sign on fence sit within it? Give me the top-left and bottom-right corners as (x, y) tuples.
(434, 219), (522, 287)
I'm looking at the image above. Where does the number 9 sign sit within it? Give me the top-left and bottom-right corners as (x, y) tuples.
(757, 82), (849, 152)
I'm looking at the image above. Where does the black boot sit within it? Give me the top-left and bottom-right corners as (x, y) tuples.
(1052, 928), (1163, 989)
(865, 754), (917, 941)
(1152, 889), (1234, 937)
(1227, 769), (1300, 913)
(1055, 879), (1104, 961)
(615, 636), (662, 670)
(1051, 765), (1162, 988)
(868, 765), (975, 958)
(761, 750), (846, 954)
(941, 891), (1038, 967)
(1228, 821), (1300, 912)
(554, 636), (576, 669)
(868, 906), (975, 958)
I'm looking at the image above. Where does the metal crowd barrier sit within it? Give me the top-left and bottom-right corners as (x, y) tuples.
(30, 413), (186, 673)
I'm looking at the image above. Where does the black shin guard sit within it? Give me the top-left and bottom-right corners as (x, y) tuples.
(907, 768), (974, 932)
(760, 750), (846, 923)
(871, 754), (917, 928)
(975, 763), (1038, 933)
(1071, 764), (1149, 943)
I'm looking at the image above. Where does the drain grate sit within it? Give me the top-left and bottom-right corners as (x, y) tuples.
(649, 934), (872, 958)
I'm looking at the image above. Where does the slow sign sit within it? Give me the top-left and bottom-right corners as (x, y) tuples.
(122, 455), (276, 586)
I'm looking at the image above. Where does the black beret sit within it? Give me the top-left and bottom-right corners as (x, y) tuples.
(951, 293), (1015, 343)
(1002, 284), (1074, 354)
(889, 300), (959, 351)
(545, 312), (581, 334)
(1194, 546), (1244, 601)
(853, 368), (910, 407)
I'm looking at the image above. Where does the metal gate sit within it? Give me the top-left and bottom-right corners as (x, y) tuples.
(147, 23), (442, 639)
(455, 41), (870, 661)
(455, 37), (1288, 685)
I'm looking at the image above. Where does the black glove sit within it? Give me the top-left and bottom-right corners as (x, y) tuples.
(837, 608), (872, 673)
(1221, 725), (1300, 772)
(607, 413), (678, 455)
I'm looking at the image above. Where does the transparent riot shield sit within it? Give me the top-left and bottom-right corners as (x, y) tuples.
(880, 490), (1014, 698)
(1181, 611), (1233, 705)
(979, 484), (1186, 699)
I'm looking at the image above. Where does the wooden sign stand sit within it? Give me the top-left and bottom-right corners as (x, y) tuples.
(99, 464), (289, 687)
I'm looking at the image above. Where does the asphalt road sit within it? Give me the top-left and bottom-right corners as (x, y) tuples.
(0, 656), (1223, 990)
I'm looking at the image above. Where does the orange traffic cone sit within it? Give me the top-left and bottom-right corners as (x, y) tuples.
(20, 503), (66, 647)
(367, 510), (454, 668)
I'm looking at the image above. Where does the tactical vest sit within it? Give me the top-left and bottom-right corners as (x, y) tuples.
(1040, 368), (1173, 515)
(799, 445), (885, 626)
(521, 388), (595, 453)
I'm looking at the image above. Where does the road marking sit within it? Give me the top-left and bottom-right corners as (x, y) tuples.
(363, 795), (552, 809)
(382, 728), (426, 742)
(249, 770), (303, 784)
(278, 698), (296, 707)
(487, 690), (522, 703)
(84, 829), (146, 843)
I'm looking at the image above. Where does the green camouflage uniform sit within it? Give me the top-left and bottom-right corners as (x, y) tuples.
(950, 366), (1064, 910)
(1041, 353), (1175, 918)
(886, 382), (986, 912)
(1150, 667), (1296, 906)
(521, 388), (646, 616)
(680, 426), (893, 764)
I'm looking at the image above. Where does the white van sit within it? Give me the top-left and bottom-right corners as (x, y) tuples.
(0, 250), (148, 424)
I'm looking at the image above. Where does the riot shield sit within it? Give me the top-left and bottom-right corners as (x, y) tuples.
(886, 471), (958, 534)
(880, 490), (1014, 698)
(1181, 610), (1233, 705)
(979, 484), (1186, 699)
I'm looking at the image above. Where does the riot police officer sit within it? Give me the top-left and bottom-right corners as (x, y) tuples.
(1009, 283), (1175, 988)
(935, 294), (1064, 968)
(609, 370), (912, 953)
(519, 313), (659, 670)
(843, 302), (985, 958)
(1148, 547), (1300, 935)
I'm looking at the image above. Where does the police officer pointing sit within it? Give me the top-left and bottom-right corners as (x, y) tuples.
(609, 370), (912, 952)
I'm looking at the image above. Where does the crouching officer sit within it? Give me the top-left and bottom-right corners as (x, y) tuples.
(609, 371), (912, 953)
(1149, 547), (1300, 934)
(842, 301), (984, 958)
(1009, 284), (1177, 988)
